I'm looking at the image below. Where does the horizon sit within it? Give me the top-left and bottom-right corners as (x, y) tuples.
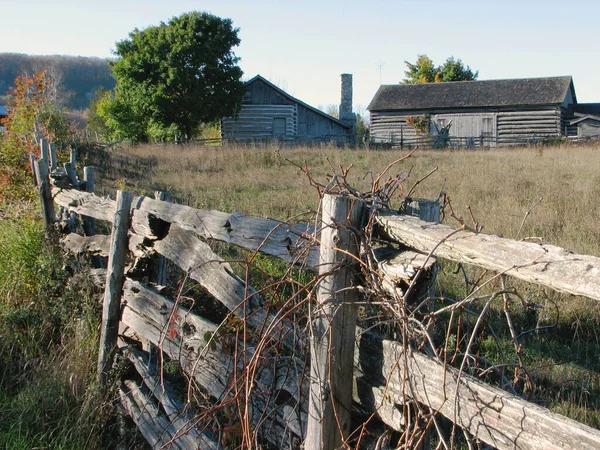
(3, 0), (600, 111)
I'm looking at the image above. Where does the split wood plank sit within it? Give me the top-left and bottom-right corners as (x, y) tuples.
(52, 187), (116, 222)
(355, 330), (600, 450)
(61, 233), (110, 256)
(376, 211), (600, 302)
(152, 224), (301, 352)
(131, 196), (319, 268)
(120, 279), (308, 445)
(120, 379), (187, 450)
(120, 343), (220, 449)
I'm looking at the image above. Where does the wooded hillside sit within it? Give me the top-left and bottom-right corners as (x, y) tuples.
(0, 53), (115, 109)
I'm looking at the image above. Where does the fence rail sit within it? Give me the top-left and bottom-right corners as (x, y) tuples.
(31, 138), (600, 449)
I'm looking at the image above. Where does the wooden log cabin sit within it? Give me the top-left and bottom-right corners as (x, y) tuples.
(368, 76), (583, 147)
(221, 74), (355, 144)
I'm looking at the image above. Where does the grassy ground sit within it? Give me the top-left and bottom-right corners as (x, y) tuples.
(86, 140), (600, 435)
(0, 200), (112, 448)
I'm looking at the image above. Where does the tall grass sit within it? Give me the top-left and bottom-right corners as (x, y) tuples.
(0, 201), (107, 449)
(94, 141), (600, 256)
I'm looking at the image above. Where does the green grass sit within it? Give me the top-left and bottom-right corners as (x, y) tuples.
(0, 201), (108, 449)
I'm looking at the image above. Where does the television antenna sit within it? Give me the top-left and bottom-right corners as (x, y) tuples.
(376, 60), (385, 85)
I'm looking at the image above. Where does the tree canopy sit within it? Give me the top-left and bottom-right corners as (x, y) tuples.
(105, 11), (245, 141)
(403, 55), (479, 84)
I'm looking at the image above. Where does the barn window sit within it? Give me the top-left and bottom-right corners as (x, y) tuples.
(242, 91), (252, 104)
(273, 118), (287, 136)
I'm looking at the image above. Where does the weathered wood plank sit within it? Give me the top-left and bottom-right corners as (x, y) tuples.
(82, 167), (96, 236)
(131, 196), (318, 268)
(120, 279), (307, 446)
(52, 188), (318, 268)
(52, 187), (116, 222)
(61, 233), (110, 256)
(375, 212), (600, 302)
(97, 191), (133, 387)
(34, 159), (56, 233)
(355, 330), (600, 450)
(152, 224), (302, 352)
(120, 343), (220, 449)
(307, 195), (366, 450)
(120, 379), (187, 449)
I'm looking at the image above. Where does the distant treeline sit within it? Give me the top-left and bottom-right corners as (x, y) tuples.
(0, 53), (115, 109)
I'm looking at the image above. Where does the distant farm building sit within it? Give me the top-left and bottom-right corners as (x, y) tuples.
(368, 76), (600, 147)
(222, 74), (355, 144)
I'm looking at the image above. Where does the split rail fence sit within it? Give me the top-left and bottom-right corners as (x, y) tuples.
(32, 138), (600, 449)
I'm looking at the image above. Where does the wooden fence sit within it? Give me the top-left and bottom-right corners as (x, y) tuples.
(33, 138), (600, 449)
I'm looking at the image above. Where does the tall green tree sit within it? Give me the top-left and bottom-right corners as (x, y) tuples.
(108, 11), (245, 141)
(403, 55), (478, 84)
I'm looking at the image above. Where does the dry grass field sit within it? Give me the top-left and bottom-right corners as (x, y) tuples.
(97, 141), (600, 257)
(90, 141), (600, 432)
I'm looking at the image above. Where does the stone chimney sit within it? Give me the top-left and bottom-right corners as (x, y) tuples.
(339, 73), (356, 139)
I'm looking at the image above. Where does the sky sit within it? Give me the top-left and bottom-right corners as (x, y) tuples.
(3, 0), (600, 114)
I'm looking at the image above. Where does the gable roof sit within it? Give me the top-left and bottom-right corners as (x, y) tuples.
(245, 75), (350, 129)
(569, 113), (600, 126)
(368, 76), (575, 112)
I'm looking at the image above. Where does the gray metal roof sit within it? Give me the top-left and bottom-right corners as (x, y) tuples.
(367, 76), (575, 112)
(245, 75), (350, 129)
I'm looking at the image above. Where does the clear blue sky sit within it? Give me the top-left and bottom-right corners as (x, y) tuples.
(3, 0), (600, 113)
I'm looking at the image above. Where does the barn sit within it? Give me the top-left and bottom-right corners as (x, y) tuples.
(368, 76), (579, 147)
(221, 74), (355, 144)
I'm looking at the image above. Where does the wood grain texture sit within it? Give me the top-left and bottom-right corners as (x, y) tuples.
(97, 190), (133, 387)
(355, 330), (600, 450)
(120, 344), (220, 449)
(61, 233), (110, 256)
(120, 379), (187, 449)
(152, 224), (301, 352)
(120, 279), (307, 447)
(306, 194), (366, 450)
(52, 187), (116, 222)
(376, 211), (600, 302)
(131, 196), (319, 268)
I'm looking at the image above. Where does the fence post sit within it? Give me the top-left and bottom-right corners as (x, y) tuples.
(33, 158), (55, 235)
(306, 194), (366, 449)
(49, 142), (57, 170)
(97, 190), (133, 388)
(83, 166), (95, 236)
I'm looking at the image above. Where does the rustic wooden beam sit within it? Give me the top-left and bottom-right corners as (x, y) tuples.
(131, 196), (319, 269)
(120, 279), (308, 446)
(119, 379), (185, 449)
(355, 330), (600, 450)
(82, 167), (96, 236)
(120, 343), (220, 449)
(34, 159), (55, 234)
(375, 211), (600, 302)
(151, 224), (301, 352)
(52, 187), (116, 222)
(306, 194), (366, 450)
(61, 233), (110, 256)
(97, 190), (133, 388)
(49, 142), (57, 170)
